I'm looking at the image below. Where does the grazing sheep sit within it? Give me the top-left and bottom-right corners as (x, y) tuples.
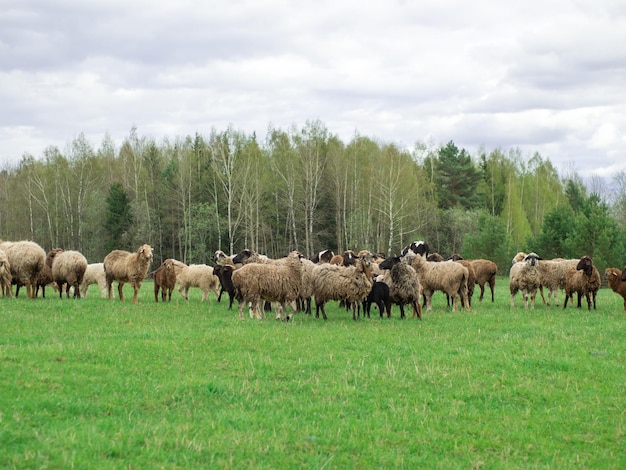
(153, 259), (177, 302)
(605, 268), (626, 312)
(310, 249), (335, 263)
(213, 264), (235, 310)
(509, 252), (541, 309)
(450, 254), (498, 303)
(405, 254), (469, 312)
(103, 244), (153, 303)
(170, 263), (220, 301)
(46, 248), (88, 299)
(401, 240), (430, 258)
(0, 249), (12, 297)
(34, 263), (55, 298)
(378, 255), (423, 319)
(535, 258), (579, 306)
(563, 256), (601, 310)
(0, 240), (47, 299)
(232, 251), (303, 321)
(362, 279), (392, 318)
(79, 263), (107, 298)
(312, 251), (374, 320)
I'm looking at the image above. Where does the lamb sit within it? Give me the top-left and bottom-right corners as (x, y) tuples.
(79, 263), (107, 298)
(449, 254), (498, 303)
(535, 258), (579, 306)
(362, 279), (392, 318)
(46, 248), (88, 299)
(509, 252), (541, 309)
(378, 255), (423, 319)
(405, 253), (469, 312)
(563, 256), (601, 310)
(213, 264), (235, 310)
(605, 268), (626, 312)
(170, 262), (220, 301)
(0, 249), (12, 297)
(231, 250), (303, 321)
(103, 244), (153, 303)
(152, 259), (177, 302)
(311, 251), (374, 320)
(34, 263), (55, 298)
(0, 240), (47, 299)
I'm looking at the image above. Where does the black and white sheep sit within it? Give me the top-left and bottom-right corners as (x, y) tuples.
(79, 263), (107, 298)
(509, 252), (541, 309)
(311, 251), (374, 320)
(46, 248), (88, 299)
(231, 250), (303, 321)
(401, 240), (429, 258)
(563, 256), (601, 310)
(0, 240), (47, 299)
(104, 244), (153, 303)
(405, 254), (469, 312)
(378, 255), (423, 319)
(310, 249), (335, 263)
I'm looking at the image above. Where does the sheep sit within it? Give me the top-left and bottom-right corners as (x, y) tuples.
(298, 258), (316, 314)
(79, 263), (107, 298)
(153, 259), (177, 302)
(449, 254), (498, 303)
(427, 252), (444, 262)
(231, 248), (272, 265)
(310, 249), (335, 263)
(0, 240), (47, 299)
(214, 249), (237, 267)
(535, 258), (579, 306)
(171, 263), (220, 301)
(329, 250), (357, 267)
(362, 279), (392, 319)
(103, 244), (153, 303)
(509, 252), (541, 309)
(213, 264), (235, 310)
(605, 268), (626, 312)
(563, 256), (601, 310)
(311, 251), (374, 320)
(34, 263), (55, 298)
(512, 252), (527, 264)
(405, 253), (469, 312)
(401, 240), (429, 258)
(378, 255), (423, 319)
(231, 250), (303, 321)
(46, 248), (88, 299)
(0, 249), (12, 297)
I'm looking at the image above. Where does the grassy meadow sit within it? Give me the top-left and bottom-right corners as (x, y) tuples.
(1, 278), (626, 469)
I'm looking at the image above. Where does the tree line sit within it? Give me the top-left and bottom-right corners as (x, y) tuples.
(1, 120), (625, 274)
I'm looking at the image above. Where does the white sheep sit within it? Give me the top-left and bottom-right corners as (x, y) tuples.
(405, 254), (469, 312)
(0, 240), (47, 299)
(0, 249), (12, 297)
(509, 252), (541, 309)
(79, 263), (108, 298)
(47, 248), (88, 299)
(103, 244), (153, 303)
(173, 263), (220, 301)
(231, 250), (304, 321)
(563, 256), (601, 310)
(311, 251), (374, 320)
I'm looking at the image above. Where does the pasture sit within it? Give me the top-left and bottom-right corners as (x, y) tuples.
(2, 278), (625, 469)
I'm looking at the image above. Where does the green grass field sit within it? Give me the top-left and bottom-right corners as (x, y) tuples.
(2, 278), (625, 469)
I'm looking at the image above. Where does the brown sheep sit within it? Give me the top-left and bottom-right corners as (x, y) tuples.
(104, 244), (153, 303)
(154, 259), (177, 302)
(605, 268), (626, 312)
(0, 240), (46, 299)
(34, 263), (55, 298)
(563, 256), (601, 310)
(47, 248), (88, 299)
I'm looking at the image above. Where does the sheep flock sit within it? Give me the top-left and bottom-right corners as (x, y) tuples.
(1, 236), (624, 319)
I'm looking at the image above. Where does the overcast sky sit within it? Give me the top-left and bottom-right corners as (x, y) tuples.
(1, 0), (625, 177)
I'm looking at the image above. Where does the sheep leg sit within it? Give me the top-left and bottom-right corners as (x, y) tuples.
(478, 283), (485, 301)
(399, 304), (406, 319)
(117, 282), (125, 302)
(412, 300), (422, 320)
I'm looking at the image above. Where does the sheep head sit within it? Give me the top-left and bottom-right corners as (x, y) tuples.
(523, 253), (540, 266)
(379, 255), (401, 270)
(512, 252), (527, 265)
(46, 248), (64, 268)
(138, 244), (153, 262)
(401, 240), (429, 258)
(232, 248), (254, 264)
(576, 256), (594, 276)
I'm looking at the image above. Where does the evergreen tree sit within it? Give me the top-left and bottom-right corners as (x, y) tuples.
(526, 205), (575, 259)
(435, 141), (481, 210)
(105, 183), (134, 253)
